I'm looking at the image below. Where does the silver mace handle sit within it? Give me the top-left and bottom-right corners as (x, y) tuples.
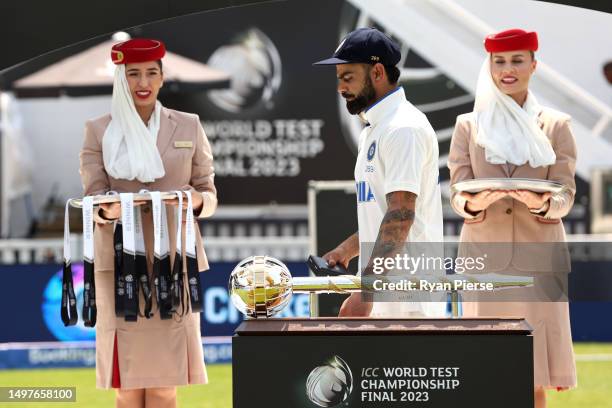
(297, 274), (533, 319)
(292, 275), (362, 293)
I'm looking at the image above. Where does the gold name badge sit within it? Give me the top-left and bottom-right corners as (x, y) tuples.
(174, 141), (193, 148)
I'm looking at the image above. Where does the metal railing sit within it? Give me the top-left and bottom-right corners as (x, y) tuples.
(0, 235), (310, 265)
(2, 232), (610, 265)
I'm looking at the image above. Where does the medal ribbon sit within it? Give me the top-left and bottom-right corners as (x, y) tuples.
(170, 191), (184, 314)
(81, 196), (96, 327)
(120, 193), (138, 322)
(61, 199), (78, 326)
(134, 199), (152, 318)
(151, 191), (173, 319)
(184, 191), (203, 313)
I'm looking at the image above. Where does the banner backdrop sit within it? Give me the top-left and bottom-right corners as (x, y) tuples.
(1, 1), (611, 73)
(9, 0), (609, 217)
(152, 0), (356, 204)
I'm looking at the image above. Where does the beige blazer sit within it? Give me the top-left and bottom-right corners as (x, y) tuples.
(449, 108), (578, 388)
(447, 107), (577, 272)
(80, 106), (217, 272)
(79, 106), (217, 389)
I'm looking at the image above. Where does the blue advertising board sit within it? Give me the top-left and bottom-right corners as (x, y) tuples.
(0, 261), (611, 343)
(0, 262), (310, 343)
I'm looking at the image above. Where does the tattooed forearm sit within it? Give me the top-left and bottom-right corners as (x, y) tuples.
(371, 209), (413, 258)
(365, 191), (417, 273)
(382, 208), (415, 224)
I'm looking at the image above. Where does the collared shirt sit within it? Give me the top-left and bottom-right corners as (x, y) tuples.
(355, 86), (444, 257)
(354, 87), (445, 316)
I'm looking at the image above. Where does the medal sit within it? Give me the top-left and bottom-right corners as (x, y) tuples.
(61, 199), (78, 326)
(81, 196), (96, 327)
(184, 191), (203, 313)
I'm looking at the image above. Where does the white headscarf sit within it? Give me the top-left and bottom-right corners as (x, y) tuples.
(102, 65), (166, 182)
(474, 57), (556, 168)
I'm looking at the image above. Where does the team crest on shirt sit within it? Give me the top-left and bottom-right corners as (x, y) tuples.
(367, 141), (376, 161)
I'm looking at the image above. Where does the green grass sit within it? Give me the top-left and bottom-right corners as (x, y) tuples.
(0, 365), (231, 408)
(0, 344), (610, 407)
(547, 343), (612, 408)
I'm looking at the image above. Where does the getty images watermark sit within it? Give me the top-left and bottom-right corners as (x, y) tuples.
(369, 252), (493, 293)
(356, 241), (611, 303)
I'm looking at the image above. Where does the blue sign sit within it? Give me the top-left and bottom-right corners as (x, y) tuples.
(0, 262), (311, 343)
(1, 262), (611, 342)
(42, 264), (95, 341)
(0, 339), (232, 369)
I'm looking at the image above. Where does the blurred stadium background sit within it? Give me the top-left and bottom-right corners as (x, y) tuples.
(0, 0), (611, 406)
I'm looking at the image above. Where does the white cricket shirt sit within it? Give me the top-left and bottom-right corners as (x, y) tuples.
(354, 87), (445, 316)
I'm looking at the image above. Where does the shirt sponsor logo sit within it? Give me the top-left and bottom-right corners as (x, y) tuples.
(356, 181), (376, 203)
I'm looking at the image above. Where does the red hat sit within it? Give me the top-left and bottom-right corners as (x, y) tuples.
(111, 38), (166, 65)
(484, 29), (538, 53)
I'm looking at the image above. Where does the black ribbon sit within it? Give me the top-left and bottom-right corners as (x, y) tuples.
(170, 252), (184, 315)
(122, 250), (139, 322)
(136, 251), (153, 319)
(119, 194), (139, 322)
(154, 255), (173, 319)
(82, 259), (97, 327)
(186, 254), (203, 313)
(80, 196), (97, 327)
(113, 224), (125, 318)
(61, 261), (78, 326)
(184, 191), (203, 313)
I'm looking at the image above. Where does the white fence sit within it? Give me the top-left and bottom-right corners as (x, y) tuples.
(2, 234), (611, 265)
(0, 235), (310, 264)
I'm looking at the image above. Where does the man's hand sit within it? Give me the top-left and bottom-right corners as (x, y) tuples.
(459, 190), (508, 213)
(322, 246), (351, 269)
(338, 293), (372, 317)
(322, 233), (359, 270)
(336, 191), (416, 318)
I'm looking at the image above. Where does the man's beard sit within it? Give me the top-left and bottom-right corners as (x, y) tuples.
(343, 76), (377, 115)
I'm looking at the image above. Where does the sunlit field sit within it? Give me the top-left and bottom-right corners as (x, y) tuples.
(0, 344), (610, 407)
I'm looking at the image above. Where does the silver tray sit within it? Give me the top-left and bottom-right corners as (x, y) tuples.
(69, 192), (179, 208)
(451, 178), (565, 194)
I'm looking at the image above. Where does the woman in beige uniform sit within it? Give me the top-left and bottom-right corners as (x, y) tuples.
(447, 29), (577, 407)
(79, 38), (217, 407)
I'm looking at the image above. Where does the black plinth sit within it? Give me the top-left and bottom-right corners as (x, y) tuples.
(233, 318), (533, 407)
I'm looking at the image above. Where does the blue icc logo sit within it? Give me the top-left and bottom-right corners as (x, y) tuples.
(367, 141), (376, 161)
(306, 355), (353, 407)
(42, 264), (96, 341)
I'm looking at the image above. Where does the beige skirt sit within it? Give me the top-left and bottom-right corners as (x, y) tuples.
(94, 268), (208, 390)
(463, 275), (577, 388)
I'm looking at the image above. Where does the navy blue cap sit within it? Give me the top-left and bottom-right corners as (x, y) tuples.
(313, 27), (401, 66)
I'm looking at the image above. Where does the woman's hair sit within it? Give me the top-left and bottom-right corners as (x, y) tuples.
(156, 59), (163, 71)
